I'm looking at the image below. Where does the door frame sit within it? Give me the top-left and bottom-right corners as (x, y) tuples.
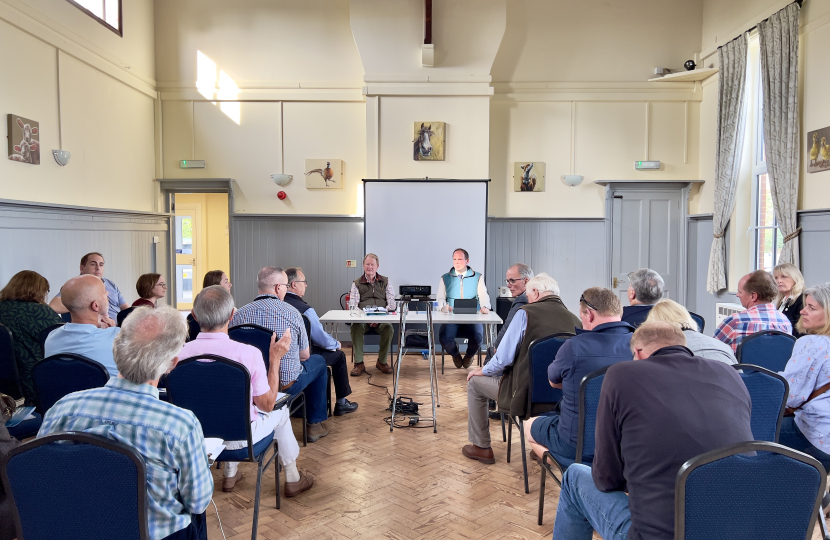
(597, 180), (704, 307)
(156, 178), (235, 307)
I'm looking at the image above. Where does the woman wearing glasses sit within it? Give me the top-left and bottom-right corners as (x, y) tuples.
(132, 273), (167, 308)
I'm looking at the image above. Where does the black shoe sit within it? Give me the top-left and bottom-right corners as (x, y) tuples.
(488, 410), (501, 420)
(488, 399), (497, 410)
(333, 399), (358, 416)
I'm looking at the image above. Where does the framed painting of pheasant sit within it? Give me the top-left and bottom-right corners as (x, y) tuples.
(304, 159), (343, 189)
(807, 127), (830, 174)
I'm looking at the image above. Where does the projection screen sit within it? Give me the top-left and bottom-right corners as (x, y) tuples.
(363, 180), (489, 297)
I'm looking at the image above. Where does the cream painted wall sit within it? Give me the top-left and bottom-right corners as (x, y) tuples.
(175, 193), (230, 277)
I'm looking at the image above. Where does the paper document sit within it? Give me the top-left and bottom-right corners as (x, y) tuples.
(204, 437), (226, 465)
(5, 406), (35, 428)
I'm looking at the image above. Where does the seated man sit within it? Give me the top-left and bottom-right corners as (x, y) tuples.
(44, 274), (120, 376)
(551, 322), (753, 540)
(284, 267), (357, 416)
(621, 268), (664, 328)
(463, 273), (581, 464)
(714, 269), (793, 352)
(525, 287), (634, 464)
(180, 286), (314, 496)
(232, 267), (330, 442)
(437, 248), (492, 368)
(485, 262), (533, 363)
(348, 254), (395, 376)
(49, 252), (130, 327)
(38, 306), (213, 540)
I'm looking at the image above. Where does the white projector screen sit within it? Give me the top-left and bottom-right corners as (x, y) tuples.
(364, 180), (489, 297)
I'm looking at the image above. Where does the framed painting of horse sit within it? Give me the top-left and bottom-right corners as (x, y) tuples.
(513, 162), (545, 192)
(413, 122), (445, 161)
(7, 114), (40, 165)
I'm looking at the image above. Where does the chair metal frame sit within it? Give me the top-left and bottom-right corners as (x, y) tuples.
(229, 323), (307, 445)
(674, 441), (826, 540)
(166, 354), (281, 540)
(505, 332), (573, 494)
(0, 323), (25, 400)
(302, 314), (334, 418)
(32, 353), (110, 415)
(732, 363), (789, 443)
(735, 329), (797, 370)
(538, 365), (609, 525)
(0, 431), (150, 540)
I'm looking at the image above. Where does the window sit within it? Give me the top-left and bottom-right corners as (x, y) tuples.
(67, 0), (122, 36)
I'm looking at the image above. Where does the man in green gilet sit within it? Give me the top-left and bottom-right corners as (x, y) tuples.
(348, 253), (396, 376)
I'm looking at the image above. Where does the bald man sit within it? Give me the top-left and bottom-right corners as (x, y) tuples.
(44, 275), (120, 376)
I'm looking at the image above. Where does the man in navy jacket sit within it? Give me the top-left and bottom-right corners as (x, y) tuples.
(621, 268), (664, 328)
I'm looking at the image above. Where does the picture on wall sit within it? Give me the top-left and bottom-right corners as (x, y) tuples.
(513, 162), (546, 192)
(305, 159), (343, 189)
(413, 122), (445, 161)
(7, 114), (40, 165)
(807, 126), (830, 173)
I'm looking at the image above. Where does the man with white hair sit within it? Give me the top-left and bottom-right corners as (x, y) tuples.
(462, 273), (581, 464)
(485, 263), (534, 363)
(38, 306), (214, 540)
(180, 286), (314, 496)
(621, 268), (665, 328)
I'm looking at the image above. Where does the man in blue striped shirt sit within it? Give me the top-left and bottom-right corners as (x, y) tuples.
(39, 306), (213, 540)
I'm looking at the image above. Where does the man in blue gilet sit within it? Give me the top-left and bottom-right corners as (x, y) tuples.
(437, 248), (491, 368)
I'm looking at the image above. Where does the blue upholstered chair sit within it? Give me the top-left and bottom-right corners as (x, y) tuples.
(736, 330), (797, 373)
(36, 322), (63, 357)
(675, 441), (825, 540)
(0, 323), (25, 400)
(165, 354), (281, 540)
(733, 364), (788, 443)
(505, 332), (572, 494)
(229, 323), (307, 445)
(0, 431), (150, 540)
(32, 353), (110, 415)
(538, 365), (608, 525)
(688, 311), (705, 333)
(116, 307), (138, 327)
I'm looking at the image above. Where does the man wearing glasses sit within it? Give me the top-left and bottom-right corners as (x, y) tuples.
(523, 287), (634, 466)
(284, 267), (357, 416)
(485, 263), (534, 364)
(232, 267), (331, 442)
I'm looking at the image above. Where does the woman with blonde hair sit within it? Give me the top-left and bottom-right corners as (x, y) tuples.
(645, 298), (736, 364)
(773, 263), (805, 337)
(779, 283), (830, 463)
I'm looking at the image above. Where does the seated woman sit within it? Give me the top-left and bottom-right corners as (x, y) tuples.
(131, 273), (166, 308)
(187, 270), (232, 340)
(779, 283), (830, 465)
(645, 298), (736, 364)
(0, 271), (62, 404)
(774, 262), (806, 338)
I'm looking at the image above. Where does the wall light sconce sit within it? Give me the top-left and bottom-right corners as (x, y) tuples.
(271, 173), (293, 186)
(52, 150), (71, 166)
(561, 175), (584, 187)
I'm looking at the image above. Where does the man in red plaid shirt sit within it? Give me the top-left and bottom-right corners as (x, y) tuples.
(713, 270), (792, 352)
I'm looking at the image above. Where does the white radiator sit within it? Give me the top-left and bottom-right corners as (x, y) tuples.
(715, 303), (745, 327)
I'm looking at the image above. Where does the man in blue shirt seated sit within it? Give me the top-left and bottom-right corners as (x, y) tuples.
(283, 267), (357, 416)
(621, 268), (664, 328)
(45, 274), (120, 376)
(49, 251), (130, 327)
(525, 287), (633, 464)
(39, 306), (214, 540)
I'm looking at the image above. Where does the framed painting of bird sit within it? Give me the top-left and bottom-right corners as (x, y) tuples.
(305, 159), (343, 189)
(513, 162), (546, 192)
(807, 127), (830, 174)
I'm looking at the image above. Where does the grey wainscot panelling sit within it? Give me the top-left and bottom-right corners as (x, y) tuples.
(0, 199), (171, 306)
(799, 209), (830, 287)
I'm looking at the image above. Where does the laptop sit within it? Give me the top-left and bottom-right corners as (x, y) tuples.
(453, 299), (478, 314)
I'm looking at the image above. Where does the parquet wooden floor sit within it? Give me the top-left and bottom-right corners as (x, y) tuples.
(203, 349), (827, 540)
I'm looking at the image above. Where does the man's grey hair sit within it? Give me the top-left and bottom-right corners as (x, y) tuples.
(256, 266), (285, 292)
(510, 263), (534, 280)
(629, 268), (664, 304)
(193, 286), (234, 332)
(113, 306), (187, 384)
(285, 267), (303, 286)
(526, 273), (560, 296)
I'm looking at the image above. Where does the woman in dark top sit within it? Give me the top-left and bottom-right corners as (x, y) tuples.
(131, 273), (166, 308)
(0, 271), (61, 403)
(186, 270), (233, 341)
(774, 263), (805, 338)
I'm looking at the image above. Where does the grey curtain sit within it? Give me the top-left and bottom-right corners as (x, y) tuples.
(707, 34), (749, 293)
(759, 3), (801, 266)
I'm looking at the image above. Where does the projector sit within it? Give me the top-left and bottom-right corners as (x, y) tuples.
(400, 285), (431, 297)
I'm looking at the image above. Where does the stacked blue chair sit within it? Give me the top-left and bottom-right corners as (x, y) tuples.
(538, 365), (607, 525)
(733, 364), (788, 443)
(1, 431), (150, 540)
(0, 324), (42, 439)
(36, 322), (64, 358)
(32, 353), (110, 415)
(736, 330), (797, 373)
(166, 354), (280, 540)
(230, 323), (307, 445)
(688, 311), (705, 333)
(505, 332), (572, 494)
(676, 441), (825, 540)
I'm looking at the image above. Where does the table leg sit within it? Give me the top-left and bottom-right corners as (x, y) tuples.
(390, 302), (407, 431)
(427, 309), (438, 428)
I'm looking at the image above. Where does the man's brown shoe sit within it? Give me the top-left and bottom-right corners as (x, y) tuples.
(350, 362), (365, 376)
(307, 422), (329, 442)
(284, 471), (314, 497)
(376, 361), (393, 374)
(530, 449), (540, 462)
(452, 353), (463, 368)
(462, 444), (495, 464)
(462, 354), (475, 368)
(222, 471), (244, 492)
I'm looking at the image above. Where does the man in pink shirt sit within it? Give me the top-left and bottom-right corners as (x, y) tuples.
(179, 286), (313, 497)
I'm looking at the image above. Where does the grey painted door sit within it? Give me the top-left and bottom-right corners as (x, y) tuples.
(610, 188), (682, 305)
